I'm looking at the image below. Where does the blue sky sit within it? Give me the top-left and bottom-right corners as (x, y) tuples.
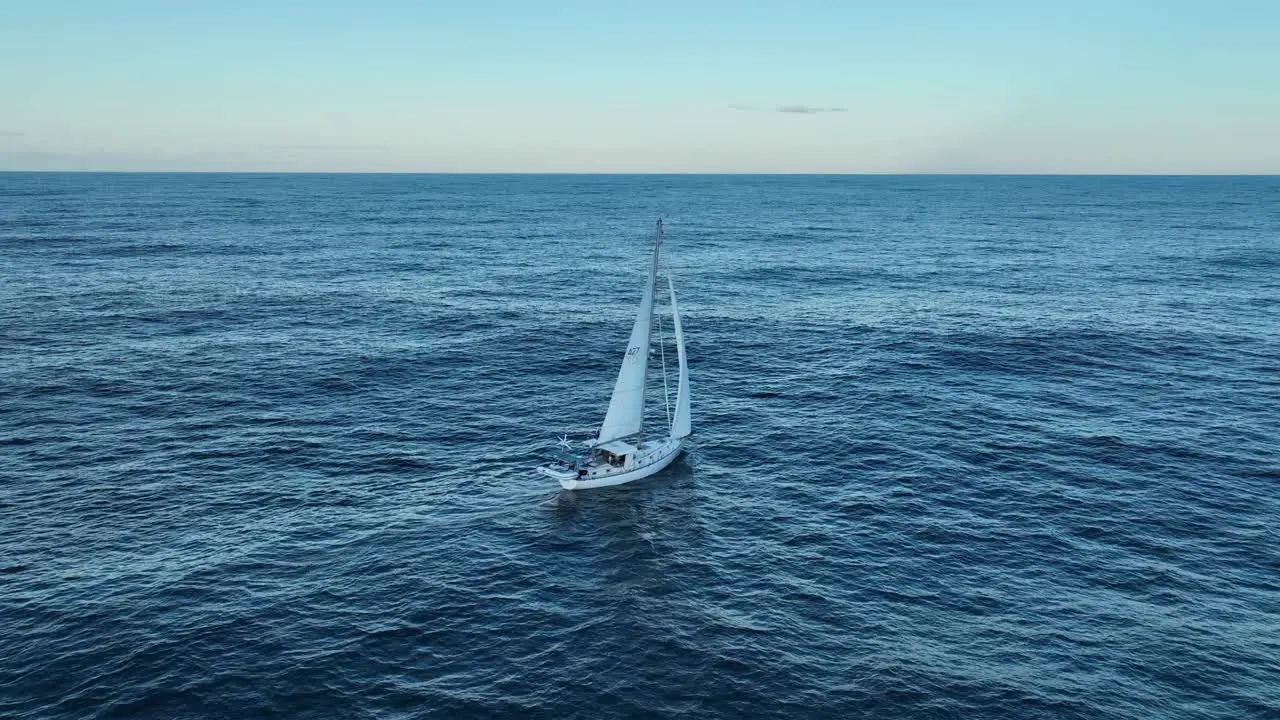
(1, 1), (1277, 172)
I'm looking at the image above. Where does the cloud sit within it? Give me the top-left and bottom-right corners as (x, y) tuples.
(0, 130), (24, 137)
(730, 104), (848, 114)
(264, 143), (386, 151)
(776, 105), (848, 114)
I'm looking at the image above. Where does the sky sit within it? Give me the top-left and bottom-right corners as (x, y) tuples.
(1, 1), (1277, 173)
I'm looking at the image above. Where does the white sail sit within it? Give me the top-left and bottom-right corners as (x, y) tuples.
(597, 231), (661, 444)
(668, 276), (691, 440)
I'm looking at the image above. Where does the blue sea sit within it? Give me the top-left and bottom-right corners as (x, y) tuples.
(2, 173), (1278, 719)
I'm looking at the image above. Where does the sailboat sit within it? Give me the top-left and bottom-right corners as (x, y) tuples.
(537, 218), (691, 490)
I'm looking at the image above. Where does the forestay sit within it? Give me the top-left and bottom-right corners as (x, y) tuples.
(596, 233), (662, 444)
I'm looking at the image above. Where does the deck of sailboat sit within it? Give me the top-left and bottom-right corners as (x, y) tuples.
(583, 438), (666, 468)
(538, 436), (680, 484)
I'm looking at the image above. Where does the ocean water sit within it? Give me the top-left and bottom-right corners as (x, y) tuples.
(2, 173), (1278, 719)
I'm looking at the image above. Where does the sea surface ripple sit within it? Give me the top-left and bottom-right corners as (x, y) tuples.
(2, 173), (1278, 719)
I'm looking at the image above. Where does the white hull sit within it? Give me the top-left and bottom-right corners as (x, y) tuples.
(540, 437), (684, 490)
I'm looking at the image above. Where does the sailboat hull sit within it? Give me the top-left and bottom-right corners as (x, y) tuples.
(553, 437), (684, 490)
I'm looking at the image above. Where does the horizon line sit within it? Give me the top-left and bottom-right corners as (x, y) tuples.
(1, 170), (1277, 177)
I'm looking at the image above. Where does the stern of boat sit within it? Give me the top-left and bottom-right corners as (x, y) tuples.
(536, 465), (579, 483)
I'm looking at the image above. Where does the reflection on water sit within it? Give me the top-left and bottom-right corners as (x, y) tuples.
(543, 455), (708, 601)
(545, 455), (703, 575)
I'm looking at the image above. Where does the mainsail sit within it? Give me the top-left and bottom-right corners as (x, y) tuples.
(667, 276), (691, 439)
(596, 224), (662, 444)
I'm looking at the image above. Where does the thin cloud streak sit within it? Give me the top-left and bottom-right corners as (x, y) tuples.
(730, 104), (848, 114)
(264, 144), (386, 151)
(0, 130), (24, 137)
(777, 105), (848, 114)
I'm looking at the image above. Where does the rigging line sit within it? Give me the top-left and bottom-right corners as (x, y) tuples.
(655, 217), (671, 430)
(638, 218), (661, 445)
(658, 289), (671, 428)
